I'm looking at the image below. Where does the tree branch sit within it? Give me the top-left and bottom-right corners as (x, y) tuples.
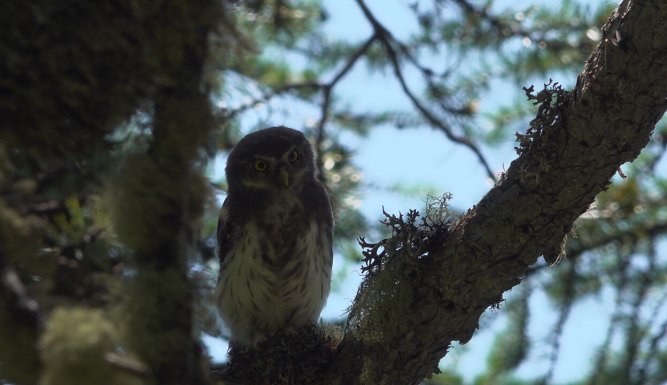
(325, 1), (667, 384)
(355, 0), (498, 181)
(108, 3), (219, 384)
(526, 213), (667, 277)
(220, 36), (376, 181)
(0, 253), (41, 385)
(314, 35), (377, 175)
(222, 81), (324, 121)
(450, 0), (595, 54)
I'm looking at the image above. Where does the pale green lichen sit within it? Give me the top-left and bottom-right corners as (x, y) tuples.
(119, 269), (191, 372)
(108, 151), (209, 256)
(424, 193), (455, 225)
(40, 307), (146, 385)
(109, 153), (178, 253)
(350, 199), (454, 382)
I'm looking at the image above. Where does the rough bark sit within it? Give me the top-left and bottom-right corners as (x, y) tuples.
(324, 1), (667, 384)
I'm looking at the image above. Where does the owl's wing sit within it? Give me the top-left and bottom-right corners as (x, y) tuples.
(216, 198), (234, 268)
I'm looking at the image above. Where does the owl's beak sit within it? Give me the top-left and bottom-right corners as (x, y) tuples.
(279, 167), (289, 187)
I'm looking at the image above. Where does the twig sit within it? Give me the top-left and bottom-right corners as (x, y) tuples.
(222, 81), (324, 120)
(355, 0), (497, 181)
(526, 216), (667, 277)
(450, 0), (581, 52)
(0, 251), (42, 328)
(314, 35), (377, 177)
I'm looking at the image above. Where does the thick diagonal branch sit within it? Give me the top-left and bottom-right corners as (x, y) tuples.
(326, 1), (667, 384)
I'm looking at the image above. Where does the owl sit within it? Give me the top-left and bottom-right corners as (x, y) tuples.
(215, 126), (334, 347)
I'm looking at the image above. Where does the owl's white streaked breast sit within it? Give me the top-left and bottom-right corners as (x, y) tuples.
(264, 190), (302, 226)
(216, 218), (332, 345)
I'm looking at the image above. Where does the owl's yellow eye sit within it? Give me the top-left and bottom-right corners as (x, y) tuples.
(287, 150), (299, 162)
(253, 159), (267, 171)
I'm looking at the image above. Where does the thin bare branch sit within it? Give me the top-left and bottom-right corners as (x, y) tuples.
(450, 0), (592, 53)
(0, 265), (41, 326)
(355, 0), (498, 181)
(314, 35), (377, 177)
(222, 81), (324, 120)
(526, 214), (667, 277)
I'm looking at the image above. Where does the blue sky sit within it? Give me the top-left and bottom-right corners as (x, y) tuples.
(205, 1), (624, 383)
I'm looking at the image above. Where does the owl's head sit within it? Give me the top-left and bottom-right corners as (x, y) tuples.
(226, 126), (318, 193)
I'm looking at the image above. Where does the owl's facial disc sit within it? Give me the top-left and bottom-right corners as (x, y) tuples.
(236, 142), (313, 191)
(239, 159), (294, 191)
